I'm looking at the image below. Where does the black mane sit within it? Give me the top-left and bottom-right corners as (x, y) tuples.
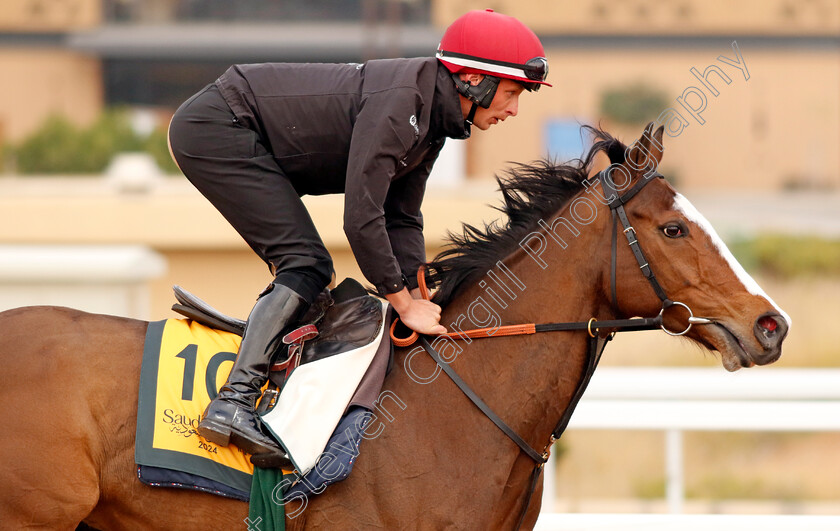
(427, 126), (626, 307)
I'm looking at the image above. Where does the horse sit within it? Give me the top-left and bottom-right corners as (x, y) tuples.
(0, 123), (789, 530)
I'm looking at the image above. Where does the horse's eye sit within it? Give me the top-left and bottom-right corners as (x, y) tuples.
(662, 224), (685, 238)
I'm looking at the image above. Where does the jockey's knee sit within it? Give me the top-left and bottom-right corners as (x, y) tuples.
(273, 265), (332, 305)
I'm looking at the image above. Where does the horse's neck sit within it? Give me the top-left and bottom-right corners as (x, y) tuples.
(437, 234), (608, 453)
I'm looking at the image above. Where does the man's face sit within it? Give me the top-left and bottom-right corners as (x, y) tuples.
(459, 75), (525, 131)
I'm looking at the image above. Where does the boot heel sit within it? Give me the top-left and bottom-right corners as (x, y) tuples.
(198, 419), (232, 447)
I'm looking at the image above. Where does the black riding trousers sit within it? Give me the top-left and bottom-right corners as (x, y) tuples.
(168, 84), (332, 303)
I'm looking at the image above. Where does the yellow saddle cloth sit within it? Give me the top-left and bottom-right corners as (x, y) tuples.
(135, 319), (256, 494)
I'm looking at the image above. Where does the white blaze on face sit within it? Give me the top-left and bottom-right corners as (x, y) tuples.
(672, 193), (792, 328)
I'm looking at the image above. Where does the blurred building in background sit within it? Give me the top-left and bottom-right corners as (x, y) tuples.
(1, 0), (839, 315)
(1, 0), (838, 189)
(0, 0), (838, 316)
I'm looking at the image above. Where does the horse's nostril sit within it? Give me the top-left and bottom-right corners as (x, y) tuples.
(754, 313), (788, 351)
(758, 315), (778, 333)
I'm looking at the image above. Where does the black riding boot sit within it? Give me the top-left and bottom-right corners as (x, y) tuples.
(198, 283), (307, 459)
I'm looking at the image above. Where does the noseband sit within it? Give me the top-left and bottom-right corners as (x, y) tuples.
(393, 166), (714, 529)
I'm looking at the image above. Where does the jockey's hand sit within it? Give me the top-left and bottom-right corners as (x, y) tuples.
(386, 288), (447, 335)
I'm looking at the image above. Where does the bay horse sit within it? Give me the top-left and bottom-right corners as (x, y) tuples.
(0, 123), (788, 530)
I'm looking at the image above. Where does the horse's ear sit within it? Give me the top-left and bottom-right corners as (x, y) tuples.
(627, 121), (665, 174)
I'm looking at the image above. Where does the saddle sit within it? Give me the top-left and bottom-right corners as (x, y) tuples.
(172, 277), (392, 480)
(171, 278), (386, 388)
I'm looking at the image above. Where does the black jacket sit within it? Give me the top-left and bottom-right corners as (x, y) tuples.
(216, 58), (468, 295)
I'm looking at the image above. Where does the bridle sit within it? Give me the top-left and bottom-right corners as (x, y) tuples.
(390, 166), (714, 529)
(599, 166), (714, 336)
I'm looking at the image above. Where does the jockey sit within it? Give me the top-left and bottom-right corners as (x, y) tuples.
(167, 9), (549, 465)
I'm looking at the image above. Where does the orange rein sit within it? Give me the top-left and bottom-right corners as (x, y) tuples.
(388, 266), (538, 347)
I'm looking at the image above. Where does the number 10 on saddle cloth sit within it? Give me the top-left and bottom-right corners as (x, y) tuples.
(136, 319), (255, 492)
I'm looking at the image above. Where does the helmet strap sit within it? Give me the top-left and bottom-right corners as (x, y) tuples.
(465, 101), (479, 126)
(451, 73), (500, 109)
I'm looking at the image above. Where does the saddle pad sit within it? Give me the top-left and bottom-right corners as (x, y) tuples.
(136, 319), (254, 493)
(137, 464), (249, 501)
(261, 300), (388, 476)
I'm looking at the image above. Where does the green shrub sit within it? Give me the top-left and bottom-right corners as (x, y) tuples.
(12, 109), (178, 175)
(688, 475), (770, 501)
(142, 127), (180, 174)
(15, 115), (85, 173)
(633, 477), (666, 499)
(600, 83), (670, 125)
(729, 234), (840, 278)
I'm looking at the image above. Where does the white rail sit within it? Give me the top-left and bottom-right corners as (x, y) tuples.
(535, 513), (840, 530)
(541, 368), (840, 514)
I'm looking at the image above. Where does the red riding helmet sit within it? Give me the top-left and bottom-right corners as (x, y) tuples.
(436, 9), (550, 91)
